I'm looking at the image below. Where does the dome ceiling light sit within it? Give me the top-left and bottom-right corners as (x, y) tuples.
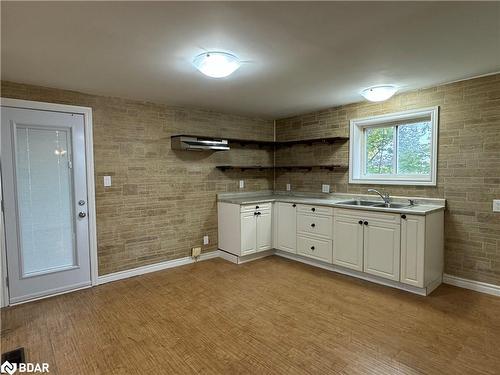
(192, 51), (241, 78)
(361, 85), (398, 102)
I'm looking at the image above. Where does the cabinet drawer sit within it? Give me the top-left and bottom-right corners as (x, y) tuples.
(297, 235), (333, 263)
(297, 204), (333, 216)
(297, 213), (333, 239)
(241, 202), (272, 212)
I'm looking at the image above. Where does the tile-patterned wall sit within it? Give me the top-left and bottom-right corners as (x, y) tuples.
(276, 74), (500, 285)
(1, 81), (274, 275)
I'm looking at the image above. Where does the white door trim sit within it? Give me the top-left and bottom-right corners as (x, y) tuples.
(0, 98), (98, 306)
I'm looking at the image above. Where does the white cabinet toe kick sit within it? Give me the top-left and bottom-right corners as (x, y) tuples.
(218, 201), (444, 296)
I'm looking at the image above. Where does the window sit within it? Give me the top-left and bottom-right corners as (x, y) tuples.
(349, 107), (438, 185)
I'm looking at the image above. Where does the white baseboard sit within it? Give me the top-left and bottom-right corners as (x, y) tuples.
(443, 274), (500, 297)
(97, 250), (219, 285)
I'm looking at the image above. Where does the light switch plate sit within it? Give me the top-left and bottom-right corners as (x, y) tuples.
(286, 183), (291, 191)
(203, 235), (209, 245)
(493, 199), (500, 212)
(239, 180), (244, 189)
(322, 184), (330, 193)
(103, 176), (112, 187)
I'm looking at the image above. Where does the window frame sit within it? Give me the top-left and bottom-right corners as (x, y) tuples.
(349, 106), (439, 186)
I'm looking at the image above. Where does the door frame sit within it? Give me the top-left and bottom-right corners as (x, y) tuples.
(0, 98), (98, 306)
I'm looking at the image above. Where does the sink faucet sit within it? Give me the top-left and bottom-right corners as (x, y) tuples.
(368, 189), (391, 206)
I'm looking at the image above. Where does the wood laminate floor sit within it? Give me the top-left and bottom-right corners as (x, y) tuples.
(1, 256), (500, 374)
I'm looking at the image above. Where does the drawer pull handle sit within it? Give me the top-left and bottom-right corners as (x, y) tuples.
(358, 220), (363, 225)
(292, 204), (296, 207)
(364, 221), (368, 225)
(310, 246), (315, 250)
(401, 214), (407, 219)
(311, 223), (316, 227)
(311, 207), (316, 212)
(256, 205), (259, 209)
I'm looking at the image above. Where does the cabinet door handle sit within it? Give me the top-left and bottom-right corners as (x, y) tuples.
(292, 204), (296, 207)
(310, 246), (315, 250)
(364, 221), (368, 225)
(311, 207), (316, 212)
(358, 220), (363, 225)
(256, 205), (259, 209)
(311, 223), (316, 227)
(401, 214), (407, 219)
(257, 212), (261, 215)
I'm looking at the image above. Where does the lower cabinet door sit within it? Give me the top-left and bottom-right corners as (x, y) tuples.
(400, 214), (425, 287)
(276, 202), (296, 253)
(363, 219), (400, 281)
(297, 235), (333, 263)
(256, 210), (272, 252)
(240, 212), (257, 255)
(333, 215), (364, 271)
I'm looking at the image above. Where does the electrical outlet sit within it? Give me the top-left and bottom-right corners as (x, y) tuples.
(103, 176), (112, 187)
(239, 180), (244, 189)
(493, 199), (500, 212)
(322, 184), (330, 193)
(192, 247), (201, 258)
(203, 235), (209, 245)
(286, 183), (291, 191)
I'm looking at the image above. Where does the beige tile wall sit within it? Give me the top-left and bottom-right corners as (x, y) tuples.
(275, 74), (500, 285)
(1, 81), (274, 275)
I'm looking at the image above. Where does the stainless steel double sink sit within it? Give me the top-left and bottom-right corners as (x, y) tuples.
(336, 200), (412, 209)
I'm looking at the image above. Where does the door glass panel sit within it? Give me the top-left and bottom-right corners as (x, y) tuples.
(15, 126), (76, 277)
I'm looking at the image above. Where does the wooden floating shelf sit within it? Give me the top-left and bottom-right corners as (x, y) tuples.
(216, 165), (348, 172)
(172, 134), (348, 148)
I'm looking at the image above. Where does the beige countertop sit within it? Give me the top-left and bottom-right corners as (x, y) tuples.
(217, 191), (445, 216)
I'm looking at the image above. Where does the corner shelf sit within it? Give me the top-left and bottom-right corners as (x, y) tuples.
(171, 134), (348, 148)
(216, 164), (348, 172)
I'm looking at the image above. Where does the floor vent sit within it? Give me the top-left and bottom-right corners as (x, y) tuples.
(1, 347), (25, 364)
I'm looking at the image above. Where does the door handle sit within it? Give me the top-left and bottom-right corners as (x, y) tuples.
(358, 220), (363, 225)
(79, 212), (87, 218)
(310, 246), (315, 251)
(311, 223), (316, 227)
(292, 204), (296, 207)
(364, 221), (368, 225)
(401, 214), (407, 219)
(311, 207), (316, 212)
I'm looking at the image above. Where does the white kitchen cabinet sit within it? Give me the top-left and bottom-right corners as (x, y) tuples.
(363, 216), (400, 281)
(333, 209), (400, 281)
(240, 211), (258, 255)
(333, 214), (364, 271)
(400, 212), (443, 288)
(297, 235), (333, 263)
(218, 202), (273, 256)
(276, 202), (297, 253)
(256, 210), (272, 251)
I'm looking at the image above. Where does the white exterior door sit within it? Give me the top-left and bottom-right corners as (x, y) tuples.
(256, 210), (272, 251)
(240, 212), (257, 255)
(363, 218), (401, 281)
(1, 107), (92, 303)
(333, 214), (364, 271)
(276, 202), (296, 253)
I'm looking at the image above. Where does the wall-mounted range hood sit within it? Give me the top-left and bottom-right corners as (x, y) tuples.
(171, 135), (230, 151)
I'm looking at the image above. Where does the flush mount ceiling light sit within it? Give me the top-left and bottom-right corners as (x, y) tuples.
(192, 51), (241, 78)
(361, 85), (398, 102)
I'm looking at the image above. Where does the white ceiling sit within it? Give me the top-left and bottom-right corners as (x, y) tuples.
(2, 2), (499, 119)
